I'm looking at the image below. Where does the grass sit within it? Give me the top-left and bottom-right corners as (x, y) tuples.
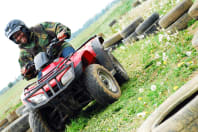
(0, 79), (35, 120)
(0, 0), (198, 131)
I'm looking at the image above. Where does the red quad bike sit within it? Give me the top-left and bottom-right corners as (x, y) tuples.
(21, 36), (129, 132)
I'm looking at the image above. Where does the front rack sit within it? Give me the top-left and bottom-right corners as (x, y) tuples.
(23, 57), (75, 109)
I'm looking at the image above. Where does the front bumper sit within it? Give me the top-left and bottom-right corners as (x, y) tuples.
(23, 58), (75, 110)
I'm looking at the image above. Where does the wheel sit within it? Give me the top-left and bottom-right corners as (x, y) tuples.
(166, 13), (193, 33)
(120, 16), (144, 38)
(158, 0), (193, 28)
(188, 1), (198, 19)
(84, 64), (121, 105)
(135, 12), (159, 35)
(138, 74), (198, 132)
(29, 109), (65, 132)
(103, 32), (122, 48)
(108, 53), (129, 84)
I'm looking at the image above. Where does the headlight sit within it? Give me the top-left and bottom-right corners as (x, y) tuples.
(61, 67), (75, 85)
(29, 94), (47, 104)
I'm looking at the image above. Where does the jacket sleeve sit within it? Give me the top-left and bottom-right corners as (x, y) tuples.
(40, 22), (71, 39)
(18, 49), (34, 69)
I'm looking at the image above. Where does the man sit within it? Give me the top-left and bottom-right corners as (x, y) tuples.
(5, 19), (75, 80)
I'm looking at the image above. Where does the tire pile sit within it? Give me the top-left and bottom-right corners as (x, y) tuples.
(0, 105), (30, 132)
(103, 0), (198, 51)
(136, 0), (198, 131)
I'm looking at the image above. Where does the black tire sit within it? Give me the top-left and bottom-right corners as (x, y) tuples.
(138, 75), (198, 132)
(144, 19), (160, 36)
(108, 53), (129, 84)
(122, 32), (139, 45)
(135, 13), (159, 35)
(159, 0), (193, 28)
(103, 32), (122, 48)
(109, 19), (117, 27)
(188, 1), (198, 19)
(2, 113), (29, 132)
(120, 16), (144, 38)
(166, 12), (193, 33)
(29, 111), (65, 132)
(84, 64), (121, 105)
(132, 0), (141, 8)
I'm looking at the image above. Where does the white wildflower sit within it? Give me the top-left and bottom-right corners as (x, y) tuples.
(137, 112), (146, 118)
(158, 34), (163, 42)
(166, 35), (170, 41)
(154, 53), (160, 59)
(137, 35), (145, 39)
(176, 0), (180, 3)
(151, 85), (157, 91)
(139, 88), (144, 93)
(156, 61), (161, 66)
(185, 51), (192, 57)
(162, 53), (168, 61)
(120, 46), (126, 50)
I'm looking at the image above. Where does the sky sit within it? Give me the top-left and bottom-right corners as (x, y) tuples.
(0, 0), (114, 90)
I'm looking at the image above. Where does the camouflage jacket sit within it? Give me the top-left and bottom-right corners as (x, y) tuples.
(18, 22), (72, 68)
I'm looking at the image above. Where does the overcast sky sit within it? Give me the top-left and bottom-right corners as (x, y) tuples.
(0, 0), (114, 90)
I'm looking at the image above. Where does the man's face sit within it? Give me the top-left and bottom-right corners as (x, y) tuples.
(12, 31), (28, 44)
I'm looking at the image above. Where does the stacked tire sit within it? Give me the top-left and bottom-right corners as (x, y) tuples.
(159, 0), (193, 33)
(1, 106), (30, 132)
(138, 74), (198, 132)
(122, 12), (160, 45)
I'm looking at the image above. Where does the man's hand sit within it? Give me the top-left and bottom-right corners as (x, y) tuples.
(21, 62), (37, 80)
(57, 30), (67, 40)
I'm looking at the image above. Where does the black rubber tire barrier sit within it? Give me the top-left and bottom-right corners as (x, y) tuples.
(120, 16), (144, 38)
(2, 113), (29, 132)
(159, 0), (193, 28)
(188, 1), (198, 19)
(138, 74), (198, 132)
(135, 12), (159, 35)
(84, 64), (121, 105)
(132, 0), (141, 8)
(109, 19), (117, 27)
(122, 32), (139, 45)
(103, 32), (122, 48)
(144, 19), (160, 36)
(166, 12), (193, 33)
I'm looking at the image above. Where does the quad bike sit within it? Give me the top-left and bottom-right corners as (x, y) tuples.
(21, 35), (129, 132)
